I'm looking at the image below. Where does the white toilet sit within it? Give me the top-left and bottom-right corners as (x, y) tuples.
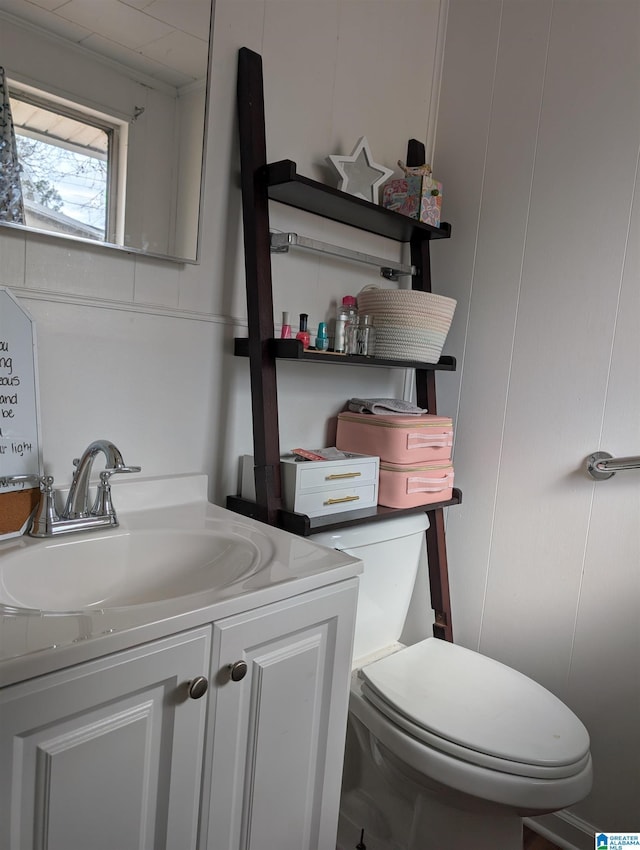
(312, 514), (592, 850)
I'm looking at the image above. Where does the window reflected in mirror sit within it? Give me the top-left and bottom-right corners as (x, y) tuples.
(0, 0), (213, 263)
(10, 88), (122, 244)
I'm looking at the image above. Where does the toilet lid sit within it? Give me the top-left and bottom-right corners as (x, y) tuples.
(359, 639), (590, 772)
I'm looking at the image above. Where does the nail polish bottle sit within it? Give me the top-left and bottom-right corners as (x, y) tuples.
(315, 321), (329, 351)
(296, 313), (310, 349)
(280, 311), (292, 339)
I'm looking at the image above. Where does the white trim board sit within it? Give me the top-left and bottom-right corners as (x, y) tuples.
(525, 810), (598, 850)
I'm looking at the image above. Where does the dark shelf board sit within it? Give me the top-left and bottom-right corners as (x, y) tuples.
(227, 489), (462, 537)
(264, 160), (452, 243)
(234, 337), (456, 371)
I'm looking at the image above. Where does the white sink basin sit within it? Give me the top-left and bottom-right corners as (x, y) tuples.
(0, 528), (268, 613)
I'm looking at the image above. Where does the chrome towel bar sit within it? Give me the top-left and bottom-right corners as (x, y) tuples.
(586, 451), (640, 480)
(270, 231), (416, 280)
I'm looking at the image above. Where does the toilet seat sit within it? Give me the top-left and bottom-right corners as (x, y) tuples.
(358, 638), (590, 781)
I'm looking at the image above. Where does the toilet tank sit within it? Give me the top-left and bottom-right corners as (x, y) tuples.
(312, 514), (431, 664)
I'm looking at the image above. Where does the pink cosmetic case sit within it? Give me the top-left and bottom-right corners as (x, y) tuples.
(378, 460), (454, 509)
(336, 412), (453, 464)
(336, 411), (454, 508)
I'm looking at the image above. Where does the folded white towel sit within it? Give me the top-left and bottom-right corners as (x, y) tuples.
(347, 398), (427, 415)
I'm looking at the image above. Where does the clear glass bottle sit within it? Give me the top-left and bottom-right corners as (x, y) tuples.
(341, 295), (358, 353)
(346, 314), (376, 357)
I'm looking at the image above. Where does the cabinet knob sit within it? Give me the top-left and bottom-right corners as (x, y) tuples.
(228, 660), (248, 682)
(188, 676), (209, 699)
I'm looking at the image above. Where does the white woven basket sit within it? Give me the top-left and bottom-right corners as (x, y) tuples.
(357, 286), (456, 362)
(375, 346), (444, 363)
(358, 286), (456, 315)
(375, 331), (445, 362)
(363, 310), (453, 331)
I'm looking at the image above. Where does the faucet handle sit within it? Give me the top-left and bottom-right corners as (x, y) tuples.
(92, 470), (116, 518)
(39, 474), (55, 492)
(0, 473), (59, 537)
(90, 466), (141, 518)
(27, 475), (61, 537)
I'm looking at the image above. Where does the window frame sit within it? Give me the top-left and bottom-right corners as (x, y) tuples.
(8, 82), (126, 244)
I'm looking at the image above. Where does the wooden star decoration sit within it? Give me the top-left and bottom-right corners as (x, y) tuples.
(327, 137), (394, 204)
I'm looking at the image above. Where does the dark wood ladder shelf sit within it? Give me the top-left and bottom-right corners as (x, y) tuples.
(228, 491), (463, 537)
(233, 337), (456, 370)
(265, 159), (452, 243)
(227, 45), (459, 641)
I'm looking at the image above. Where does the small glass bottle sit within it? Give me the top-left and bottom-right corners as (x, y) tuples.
(342, 295), (357, 318)
(346, 314), (376, 357)
(295, 313), (310, 349)
(341, 295), (358, 353)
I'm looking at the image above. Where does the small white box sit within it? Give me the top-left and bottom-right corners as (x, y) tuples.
(240, 452), (379, 517)
(281, 451), (379, 517)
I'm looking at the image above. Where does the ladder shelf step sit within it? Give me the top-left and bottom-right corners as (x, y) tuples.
(234, 337), (456, 370)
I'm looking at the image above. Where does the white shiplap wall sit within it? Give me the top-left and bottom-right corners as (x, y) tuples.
(1, 0), (444, 497)
(433, 0), (640, 839)
(2, 0), (636, 841)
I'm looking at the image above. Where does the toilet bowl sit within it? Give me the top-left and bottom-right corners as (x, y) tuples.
(312, 515), (592, 850)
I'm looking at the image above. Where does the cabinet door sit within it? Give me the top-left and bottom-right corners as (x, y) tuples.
(0, 626), (211, 850)
(204, 580), (358, 850)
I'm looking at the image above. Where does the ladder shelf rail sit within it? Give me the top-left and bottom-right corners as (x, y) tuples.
(230, 45), (457, 641)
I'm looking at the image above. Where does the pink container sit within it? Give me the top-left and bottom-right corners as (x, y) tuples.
(378, 461), (454, 509)
(336, 412), (453, 464)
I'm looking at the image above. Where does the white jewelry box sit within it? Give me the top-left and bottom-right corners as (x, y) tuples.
(241, 452), (380, 517)
(281, 451), (379, 517)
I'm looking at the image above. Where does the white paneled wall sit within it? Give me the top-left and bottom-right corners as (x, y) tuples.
(1, 0), (443, 501)
(433, 0), (640, 838)
(3, 0), (636, 841)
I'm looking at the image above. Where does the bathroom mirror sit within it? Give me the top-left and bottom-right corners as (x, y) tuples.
(0, 0), (213, 263)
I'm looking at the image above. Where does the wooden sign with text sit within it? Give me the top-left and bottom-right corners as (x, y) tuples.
(0, 288), (42, 539)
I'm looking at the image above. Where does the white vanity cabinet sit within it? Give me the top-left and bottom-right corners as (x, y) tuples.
(0, 578), (358, 850)
(0, 626), (211, 850)
(202, 580), (358, 850)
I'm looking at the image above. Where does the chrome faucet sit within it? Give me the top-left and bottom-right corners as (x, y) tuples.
(63, 439), (140, 519)
(0, 440), (141, 538)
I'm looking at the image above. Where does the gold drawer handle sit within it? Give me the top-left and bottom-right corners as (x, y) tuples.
(324, 495), (360, 505)
(325, 472), (362, 480)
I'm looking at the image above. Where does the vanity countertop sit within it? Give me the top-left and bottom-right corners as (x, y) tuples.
(0, 474), (361, 688)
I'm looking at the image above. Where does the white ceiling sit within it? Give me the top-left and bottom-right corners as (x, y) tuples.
(10, 96), (110, 155)
(0, 0), (212, 88)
